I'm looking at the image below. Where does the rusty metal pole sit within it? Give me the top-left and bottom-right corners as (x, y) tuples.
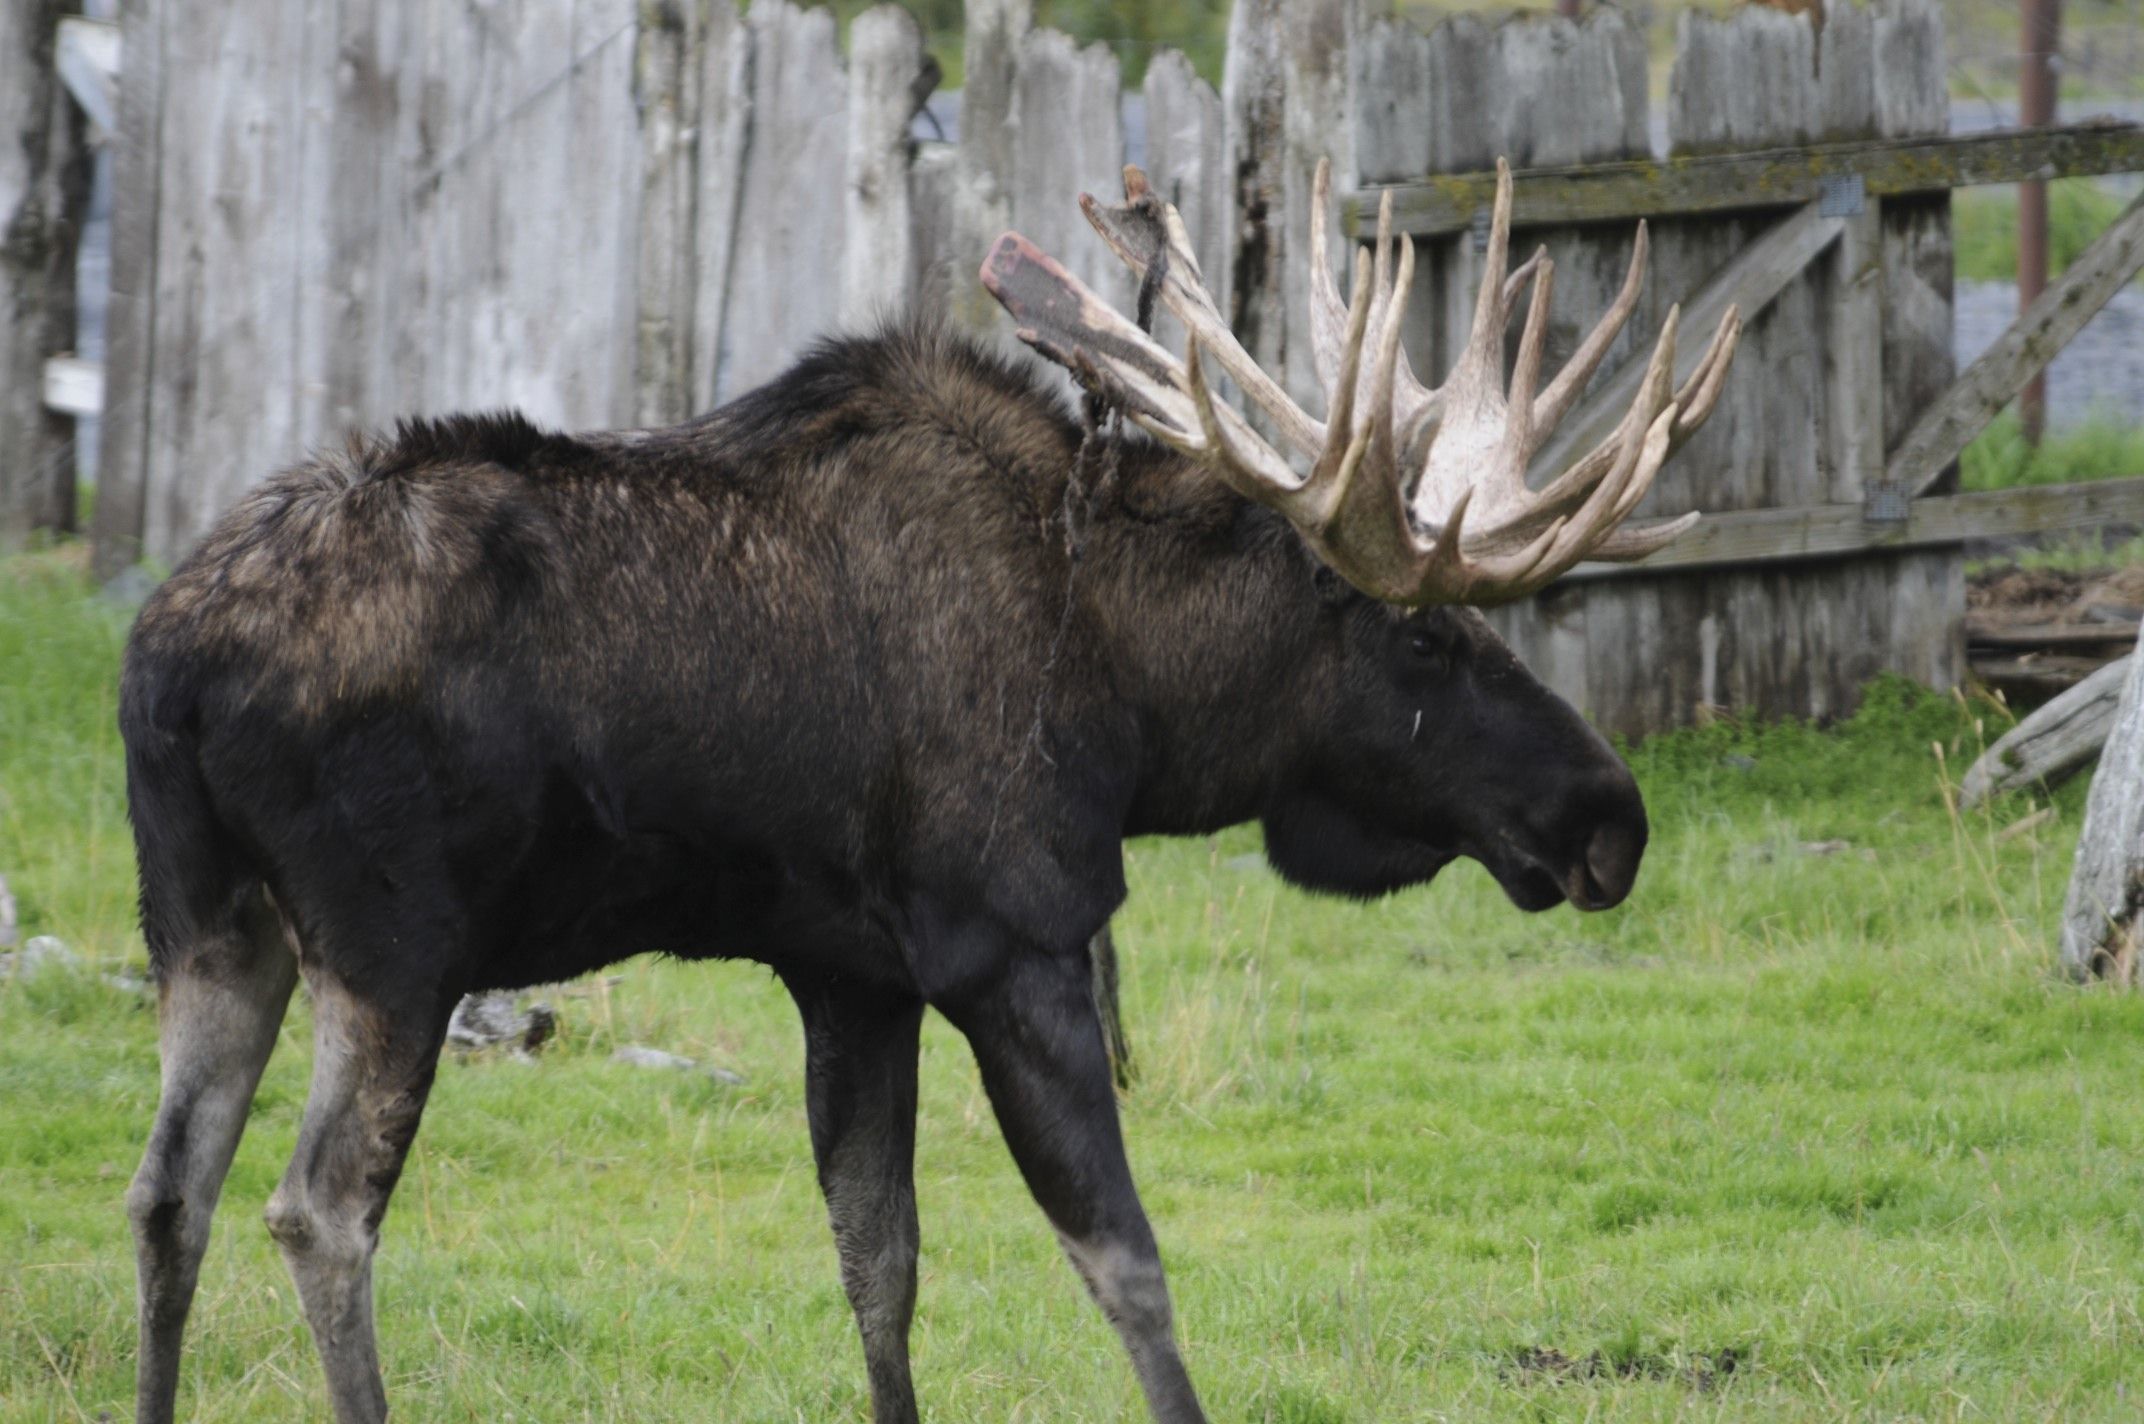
(2019, 0), (2062, 445)
(1556, 0), (1582, 18)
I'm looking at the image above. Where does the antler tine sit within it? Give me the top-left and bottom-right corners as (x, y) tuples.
(1531, 221), (1648, 436)
(1309, 160), (1439, 439)
(1182, 339), (1310, 507)
(1081, 172), (1326, 461)
(1668, 306), (1742, 448)
(1308, 159), (1354, 397)
(1503, 256), (1555, 460)
(1449, 158), (1518, 394)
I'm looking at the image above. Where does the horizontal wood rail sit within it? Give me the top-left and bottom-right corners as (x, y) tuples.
(1347, 121), (2144, 237)
(1562, 475), (2144, 580)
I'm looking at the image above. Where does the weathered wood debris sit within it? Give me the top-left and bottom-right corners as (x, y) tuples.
(1960, 656), (2133, 808)
(2059, 632), (2144, 982)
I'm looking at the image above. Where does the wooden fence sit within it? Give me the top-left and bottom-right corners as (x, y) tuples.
(39, 0), (2138, 734)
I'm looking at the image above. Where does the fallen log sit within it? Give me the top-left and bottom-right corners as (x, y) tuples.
(2059, 635), (2144, 982)
(1960, 655), (2133, 808)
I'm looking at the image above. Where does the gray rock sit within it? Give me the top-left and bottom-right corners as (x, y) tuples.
(446, 991), (557, 1054)
(613, 1044), (697, 1071)
(613, 1044), (744, 1085)
(1, 936), (81, 978)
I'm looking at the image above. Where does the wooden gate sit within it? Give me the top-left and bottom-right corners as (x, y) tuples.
(1357, 117), (2144, 735)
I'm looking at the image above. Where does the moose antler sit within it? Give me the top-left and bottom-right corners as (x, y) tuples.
(980, 159), (1742, 606)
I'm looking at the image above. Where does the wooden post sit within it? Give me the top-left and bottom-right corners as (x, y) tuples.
(89, 0), (154, 577)
(947, 0), (1030, 342)
(634, 0), (699, 427)
(2018, 0), (2061, 444)
(842, 5), (933, 326)
(2, 0), (90, 547)
(2059, 633), (2144, 982)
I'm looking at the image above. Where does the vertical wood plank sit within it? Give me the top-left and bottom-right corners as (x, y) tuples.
(635, 0), (699, 426)
(716, 0), (846, 398)
(291, 0), (390, 452)
(1141, 47), (1226, 363)
(843, 5), (930, 328)
(689, 0), (746, 415)
(1009, 28), (1126, 318)
(946, 0), (1029, 340)
(140, 0), (309, 557)
(1823, 202), (1885, 504)
(1348, 11), (1437, 384)
(91, 0), (159, 573)
(1224, 0), (1353, 414)
(907, 140), (961, 311)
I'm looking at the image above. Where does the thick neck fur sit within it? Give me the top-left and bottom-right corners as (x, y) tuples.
(1076, 437), (1334, 837)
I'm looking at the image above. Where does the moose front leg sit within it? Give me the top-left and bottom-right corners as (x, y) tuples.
(941, 950), (1208, 1424)
(787, 972), (927, 1424)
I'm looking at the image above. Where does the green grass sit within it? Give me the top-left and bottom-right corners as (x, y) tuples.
(7, 548), (2144, 1421)
(1961, 410), (2144, 494)
(1954, 181), (2138, 289)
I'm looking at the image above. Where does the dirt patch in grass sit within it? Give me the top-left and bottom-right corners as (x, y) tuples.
(1504, 1345), (1749, 1392)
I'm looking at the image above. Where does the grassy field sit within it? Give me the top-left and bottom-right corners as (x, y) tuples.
(5, 544), (2144, 1423)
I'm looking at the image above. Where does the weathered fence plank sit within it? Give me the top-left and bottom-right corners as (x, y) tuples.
(1224, 0), (1354, 413)
(1141, 48), (1227, 363)
(1824, 202), (1885, 503)
(635, 0), (699, 426)
(2060, 636), (2144, 981)
(3, 0), (89, 545)
(1567, 475), (2144, 577)
(138, 0), (312, 557)
(688, 0), (748, 415)
(843, 6), (931, 327)
(1010, 29), (1127, 321)
(1356, 123), (2144, 237)
(717, 0), (848, 398)
(89, 0), (156, 576)
(943, 0), (1028, 340)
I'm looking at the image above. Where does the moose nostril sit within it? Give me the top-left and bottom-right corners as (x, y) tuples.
(1581, 819), (1645, 909)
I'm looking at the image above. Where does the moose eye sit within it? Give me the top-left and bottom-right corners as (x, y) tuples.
(1408, 627), (1445, 661)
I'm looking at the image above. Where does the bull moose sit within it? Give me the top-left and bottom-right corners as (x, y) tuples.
(122, 160), (1738, 1423)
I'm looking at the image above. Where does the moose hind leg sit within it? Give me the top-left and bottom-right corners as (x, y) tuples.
(942, 952), (1208, 1424)
(266, 966), (455, 1424)
(789, 972), (927, 1424)
(129, 889), (298, 1424)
